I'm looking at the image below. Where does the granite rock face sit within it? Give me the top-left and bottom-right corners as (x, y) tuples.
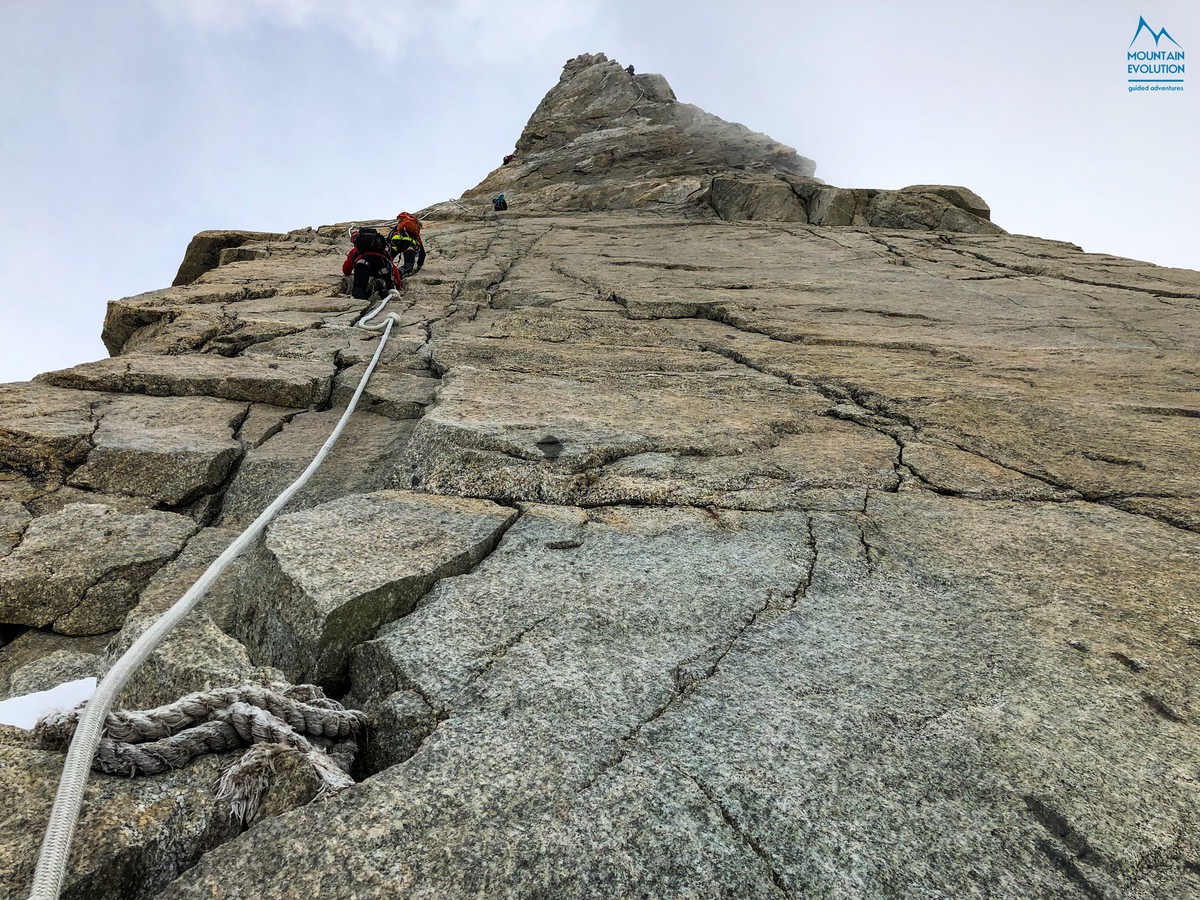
(0, 503), (197, 634)
(172, 229), (287, 286)
(0, 739), (326, 900)
(66, 394), (246, 506)
(1, 52), (1199, 899)
(0, 384), (99, 476)
(104, 526), (286, 710)
(39, 351), (334, 409)
(0, 629), (111, 699)
(230, 490), (516, 688)
(217, 408), (415, 527)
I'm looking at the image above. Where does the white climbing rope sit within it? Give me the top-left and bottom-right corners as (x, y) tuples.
(28, 290), (403, 900)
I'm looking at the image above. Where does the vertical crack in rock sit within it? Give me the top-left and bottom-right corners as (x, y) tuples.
(455, 613), (552, 701)
(485, 225), (555, 305)
(549, 259), (608, 298)
(792, 516), (818, 604)
(858, 490), (877, 573)
(581, 551), (807, 794)
(671, 763), (793, 898)
(0, 503), (200, 634)
(863, 232), (916, 267)
(164, 401), (256, 522)
(450, 224), (554, 312)
(232, 495), (519, 691)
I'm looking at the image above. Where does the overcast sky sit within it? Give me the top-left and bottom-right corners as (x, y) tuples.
(1, 1), (1196, 383)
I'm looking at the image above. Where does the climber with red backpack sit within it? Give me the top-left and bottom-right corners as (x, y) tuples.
(342, 226), (402, 300)
(387, 212), (426, 277)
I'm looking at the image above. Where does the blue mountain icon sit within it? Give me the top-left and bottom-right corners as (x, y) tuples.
(1129, 16), (1182, 49)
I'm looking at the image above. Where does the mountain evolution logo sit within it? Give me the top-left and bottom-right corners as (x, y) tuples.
(1127, 16), (1185, 93)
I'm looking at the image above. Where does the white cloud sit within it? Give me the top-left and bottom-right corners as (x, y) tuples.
(143, 0), (600, 62)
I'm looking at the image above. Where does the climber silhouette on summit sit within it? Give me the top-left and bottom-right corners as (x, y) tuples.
(342, 226), (402, 300)
(387, 212), (425, 277)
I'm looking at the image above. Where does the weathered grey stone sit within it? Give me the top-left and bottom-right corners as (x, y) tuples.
(106, 282), (366, 359)
(24, 485), (156, 518)
(0, 742), (324, 900)
(239, 324), (369, 363)
(38, 352), (334, 409)
(0, 384), (97, 476)
(331, 366), (439, 420)
(66, 395), (246, 506)
(1112, 495), (1200, 532)
(464, 52), (815, 212)
(802, 185), (872, 226)
(709, 172), (808, 222)
(100, 282), (315, 356)
(335, 330), (428, 369)
(0, 498), (31, 556)
(107, 527), (285, 710)
(0, 503), (197, 635)
(172, 229), (285, 286)
(901, 183), (992, 220)
(866, 189), (1004, 234)
(231, 490), (516, 688)
(169, 494), (1200, 899)
(0, 629), (110, 699)
(168, 504), (817, 897)
(218, 409), (416, 527)
(404, 350), (833, 504)
(901, 441), (1080, 500)
(0, 474), (48, 507)
(578, 421), (900, 509)
(217, 245), (267, 266)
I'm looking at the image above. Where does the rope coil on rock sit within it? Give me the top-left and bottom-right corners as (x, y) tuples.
(35, 686), (363, 823)
(36, 684), (366, 747)
(28, 287), (403, 900)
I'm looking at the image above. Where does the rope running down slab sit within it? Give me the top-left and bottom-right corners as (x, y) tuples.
(28, 290), (402, 900)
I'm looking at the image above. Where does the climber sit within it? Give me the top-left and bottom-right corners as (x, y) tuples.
(342, 227), (401, 300)
(387, 211), (425, 277)
(493, 194), (508, 212)
(502, 153), (516, 165)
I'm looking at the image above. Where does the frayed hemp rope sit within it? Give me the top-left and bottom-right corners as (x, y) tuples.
(35, 684), (368, 823)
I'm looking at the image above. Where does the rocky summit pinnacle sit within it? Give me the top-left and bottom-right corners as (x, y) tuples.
(3, 53), (1200, 900)
(463, 52), (814, 211)
(457, 52), (999, 235)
